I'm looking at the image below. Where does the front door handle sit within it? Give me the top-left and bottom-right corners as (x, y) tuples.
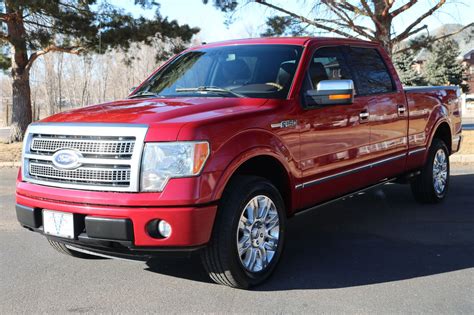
(397, 104), (406, 116)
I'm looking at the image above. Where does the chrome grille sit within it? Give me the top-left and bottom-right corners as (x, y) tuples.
(31, 137), (135, 156)
(22, 123), (148, 192)
(30, 162), (130, 185)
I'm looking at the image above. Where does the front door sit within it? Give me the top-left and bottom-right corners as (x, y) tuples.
(297, 46), (371, 209)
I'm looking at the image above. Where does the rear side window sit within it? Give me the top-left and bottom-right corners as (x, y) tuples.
(344, 47), (395, 95)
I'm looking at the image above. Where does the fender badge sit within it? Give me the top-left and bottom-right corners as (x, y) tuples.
(271, 120), (297, 129)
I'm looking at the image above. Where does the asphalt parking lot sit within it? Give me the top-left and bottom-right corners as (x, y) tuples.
(1, 166), (473, 313)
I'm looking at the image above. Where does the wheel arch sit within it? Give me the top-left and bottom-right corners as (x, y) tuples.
(429, 121), (452, 155)
(212, 151), (295, 215)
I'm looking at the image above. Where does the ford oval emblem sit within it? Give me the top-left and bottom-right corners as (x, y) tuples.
(52, 149), (83, 170)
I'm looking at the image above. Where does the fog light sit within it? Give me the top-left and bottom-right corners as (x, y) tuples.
(158, 220), (172, 238)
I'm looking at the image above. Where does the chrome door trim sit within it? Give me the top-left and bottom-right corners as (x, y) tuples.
(295, 153), (406, 189)
(408, 147), (426, 155)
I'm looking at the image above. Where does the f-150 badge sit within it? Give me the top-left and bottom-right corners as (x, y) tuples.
(271, 120), (297, 129)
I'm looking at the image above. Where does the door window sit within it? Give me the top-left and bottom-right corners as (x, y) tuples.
(344, 47), (395, 95)
(305, 47), (353, 90)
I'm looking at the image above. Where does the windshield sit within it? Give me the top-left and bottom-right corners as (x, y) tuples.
(132, 44), (303, 99)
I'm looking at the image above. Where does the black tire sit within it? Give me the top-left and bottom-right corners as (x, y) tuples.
(411, 138), (450, 204)
(47, 239), (105, 259)
(200, 176), (287, 289)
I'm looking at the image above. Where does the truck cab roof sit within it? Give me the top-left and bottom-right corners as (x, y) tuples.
(190, 36), (379, 50)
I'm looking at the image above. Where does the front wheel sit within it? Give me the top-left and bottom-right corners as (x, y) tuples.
(411, 138), (450, 203)
(201, 176), (286, 289)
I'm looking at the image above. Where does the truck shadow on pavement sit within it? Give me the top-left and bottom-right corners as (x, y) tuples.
(146, 173), (474, 290)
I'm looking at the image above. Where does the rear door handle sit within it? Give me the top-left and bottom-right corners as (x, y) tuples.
(359, 110), (369, 122)
(397, 104), (406, 116)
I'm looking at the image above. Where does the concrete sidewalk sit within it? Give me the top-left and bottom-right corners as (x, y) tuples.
(463, 117), (474, 130)
(0, 127), (10, 142)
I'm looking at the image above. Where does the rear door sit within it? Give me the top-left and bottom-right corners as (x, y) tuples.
(343, 46), (408, 183)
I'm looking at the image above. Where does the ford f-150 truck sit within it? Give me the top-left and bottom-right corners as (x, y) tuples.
(16, 37), (462, 289)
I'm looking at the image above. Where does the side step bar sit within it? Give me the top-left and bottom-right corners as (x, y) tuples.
(294, 177), (396, 217)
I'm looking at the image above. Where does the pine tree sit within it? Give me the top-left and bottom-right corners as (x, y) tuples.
(393, 50), (426, 86)
(424, 38), (464, 88)
(0, 0), (199, 141)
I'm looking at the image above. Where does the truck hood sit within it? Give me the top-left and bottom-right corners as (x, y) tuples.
(41, 97), (268, 125)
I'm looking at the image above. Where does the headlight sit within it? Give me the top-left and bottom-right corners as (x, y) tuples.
(140, 141), (210, 192)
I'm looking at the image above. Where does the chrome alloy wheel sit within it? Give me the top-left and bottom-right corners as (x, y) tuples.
(236, 195), (280, 273)
(433, 148), (448, 195)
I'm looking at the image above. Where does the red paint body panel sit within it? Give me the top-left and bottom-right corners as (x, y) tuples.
(16, 193), (216, 247)
(16, 37), (462, 249)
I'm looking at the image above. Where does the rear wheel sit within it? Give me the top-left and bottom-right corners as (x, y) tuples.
(47, 239), (104, 259)
(201, 176), (286, 289)
(411, 138), (450, 203)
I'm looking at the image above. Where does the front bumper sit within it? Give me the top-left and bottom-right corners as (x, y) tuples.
(16, 193), (217, 256)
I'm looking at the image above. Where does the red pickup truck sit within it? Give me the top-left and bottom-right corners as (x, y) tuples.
(16, 37), (462, 289)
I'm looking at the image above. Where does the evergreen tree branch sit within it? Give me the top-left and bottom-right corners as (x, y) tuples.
(394, 0), (446, 43)
(26, 45), (84, 71)
(23, 18), (57, 30)
(57, 1), (92, 15)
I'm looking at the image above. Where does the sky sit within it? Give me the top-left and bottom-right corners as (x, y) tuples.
(113, 0), (474, 43)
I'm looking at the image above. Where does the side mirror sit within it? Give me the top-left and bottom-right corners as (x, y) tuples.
(305, 80), (354, 107)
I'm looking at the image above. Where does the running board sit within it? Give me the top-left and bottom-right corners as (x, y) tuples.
(294, 178), (396, 217)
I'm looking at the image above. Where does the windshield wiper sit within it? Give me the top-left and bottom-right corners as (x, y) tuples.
(128, 91), (162, 99)
(175, 86), (244, 98)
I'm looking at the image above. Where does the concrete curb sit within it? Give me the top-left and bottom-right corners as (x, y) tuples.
(451, 154), (474, 163)
(0, 162), (21, 168)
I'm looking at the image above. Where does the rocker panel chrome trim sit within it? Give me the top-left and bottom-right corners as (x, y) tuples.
(408, 147), (426, 155)
(295, 153), (406, 189)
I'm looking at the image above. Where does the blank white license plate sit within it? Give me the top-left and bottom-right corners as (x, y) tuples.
(43, 210), (74, 239)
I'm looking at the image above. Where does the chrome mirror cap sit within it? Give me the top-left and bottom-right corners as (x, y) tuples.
(316, 79), (354, 92)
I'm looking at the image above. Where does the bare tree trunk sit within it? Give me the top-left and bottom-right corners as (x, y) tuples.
(374, 22), (393, 55)
(57, 53), (64, 112)
(5, 100), (9, 126)
(6, 6), (32, 142)
(10, 68), (32, 142)
(372, 0), (393, 55)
